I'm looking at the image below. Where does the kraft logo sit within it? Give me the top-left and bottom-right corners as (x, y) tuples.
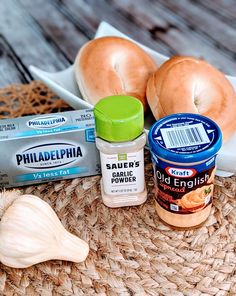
(27, 115), (67, 129)
(165, 167), (196, 178)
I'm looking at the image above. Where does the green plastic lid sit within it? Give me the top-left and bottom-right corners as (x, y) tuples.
(94, 95), (144, 142)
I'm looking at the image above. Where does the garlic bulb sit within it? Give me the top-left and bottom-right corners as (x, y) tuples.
(0, 190), (89, 268)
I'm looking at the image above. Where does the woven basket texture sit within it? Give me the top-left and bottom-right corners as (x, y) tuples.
(0, 82), (235, 296)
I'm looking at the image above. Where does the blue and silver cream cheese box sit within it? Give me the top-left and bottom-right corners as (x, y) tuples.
(0, 109), (100, 187)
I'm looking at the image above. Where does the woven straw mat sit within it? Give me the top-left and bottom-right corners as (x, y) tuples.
(0, 81), (236, 296)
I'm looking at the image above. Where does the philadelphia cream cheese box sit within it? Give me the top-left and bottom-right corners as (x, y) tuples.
(0, 109), (100, 187)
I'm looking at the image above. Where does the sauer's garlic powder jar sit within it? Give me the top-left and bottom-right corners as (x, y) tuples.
(148, 113), (222, 228)
(94, 95), (147, 208)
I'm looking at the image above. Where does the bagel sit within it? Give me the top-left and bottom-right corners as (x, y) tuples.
(75, 36), (157, 111)
(146, 56), (236, 141)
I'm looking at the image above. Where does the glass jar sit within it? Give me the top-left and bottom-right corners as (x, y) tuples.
(148, 113), (222, 228)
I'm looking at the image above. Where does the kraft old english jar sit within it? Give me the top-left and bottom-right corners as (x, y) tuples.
(148, 113), (222, 228)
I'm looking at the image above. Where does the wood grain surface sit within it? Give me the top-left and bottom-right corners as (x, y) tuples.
(0, 0), (235, 87)
(0, 2), (236, 295)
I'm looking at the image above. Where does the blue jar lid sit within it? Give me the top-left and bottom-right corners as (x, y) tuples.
(148, 113), (222, 163)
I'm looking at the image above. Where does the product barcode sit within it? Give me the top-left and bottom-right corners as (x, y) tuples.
(161, 123), (210, 149)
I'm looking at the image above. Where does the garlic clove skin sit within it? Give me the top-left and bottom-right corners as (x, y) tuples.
(0, 194), (89, 268)
(0, 190), (21, 218)
(57, 230), (89, 263)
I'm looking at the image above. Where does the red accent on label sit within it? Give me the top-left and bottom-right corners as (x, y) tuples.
(165, 167), (197, 178)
